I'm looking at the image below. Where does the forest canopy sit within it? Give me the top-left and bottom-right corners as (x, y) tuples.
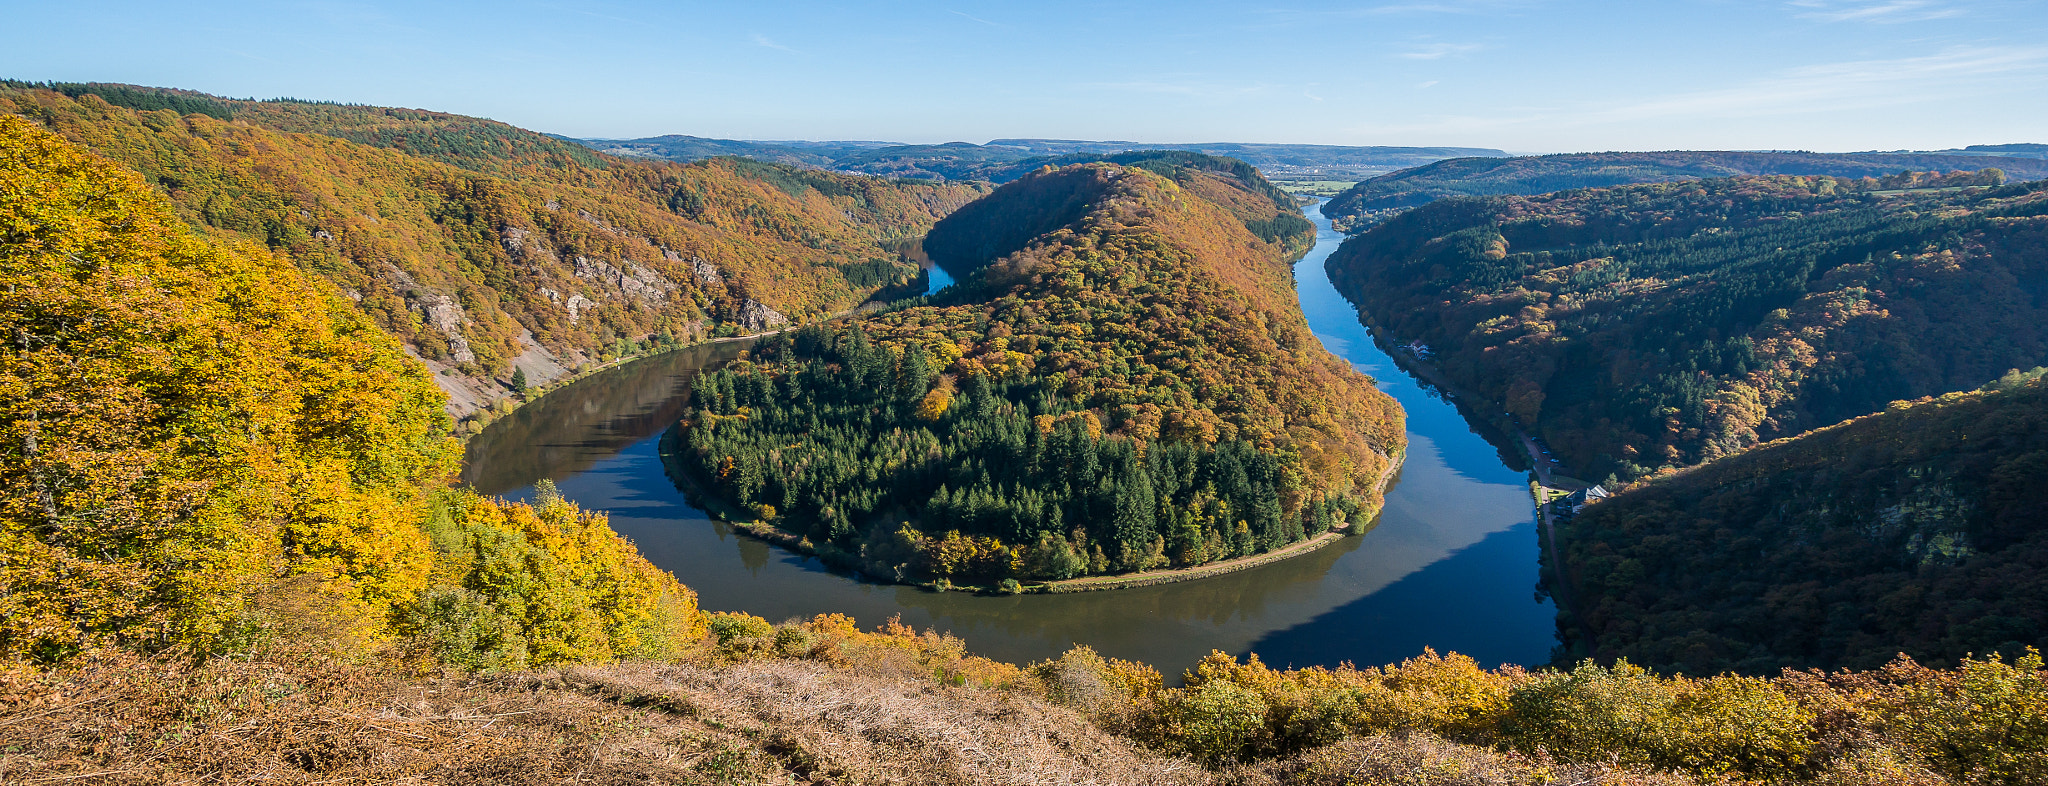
(1555, 374), (2048, 675)
(1322, 150), (2041, 232)
(1327, 174), (2048, 484)
(0, 114), (696, 666)
(673, 162), (1403, 584)
(0, 83), (985, 416)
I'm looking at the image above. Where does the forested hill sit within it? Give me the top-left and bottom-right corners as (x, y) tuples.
(1323, 150), (2048, 232)
(673, 159), (1404, 584)
(1325, 173), (2048, 484)
(0, 81), (987, 418)
(1557, 371), (2048, 674)
(923, 150), (1313, 277)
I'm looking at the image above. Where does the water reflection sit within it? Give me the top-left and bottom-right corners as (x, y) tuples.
(462, 341), (753, 494)
(457, 200), (1556, 675)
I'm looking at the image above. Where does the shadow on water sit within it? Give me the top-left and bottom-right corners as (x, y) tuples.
(1247, 523), (1551, 671)
(456, 199), (1557, 675)
(462, 341), (753, 496)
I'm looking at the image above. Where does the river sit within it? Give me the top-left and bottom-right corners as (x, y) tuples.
(459, 201), (1557, 674)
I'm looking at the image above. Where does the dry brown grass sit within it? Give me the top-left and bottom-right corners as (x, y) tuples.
(16, 650), (1903, 786)
(0, 652), (1207, 785)
(1230, 732), (1709, 786)
(559, 660), (1211, 786)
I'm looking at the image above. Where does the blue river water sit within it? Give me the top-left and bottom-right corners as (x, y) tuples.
(460, 200), (1556, 674)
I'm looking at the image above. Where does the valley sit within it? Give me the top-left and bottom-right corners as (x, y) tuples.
(458, 196), (1556, 673)
(6, 67), (2048, 784)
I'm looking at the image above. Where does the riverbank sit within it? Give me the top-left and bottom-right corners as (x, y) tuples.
(1340, 308), (1589, 661)
(659, 422), (1408, 595)
(454, 311), (863, 440)
(466, 195), (1559, 671)
(1039, 446), (1406, 592)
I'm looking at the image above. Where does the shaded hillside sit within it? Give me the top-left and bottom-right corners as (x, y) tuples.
(1324, 150), (2048, 232)
(674, 160), (1403, 583)
(0, 82), (985, 416)
(1326, 174), (2048, 483)
(1557, 373), (2048, 675)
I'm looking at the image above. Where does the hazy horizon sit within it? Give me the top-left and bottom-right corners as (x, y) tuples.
(6, 1), (2044, 154)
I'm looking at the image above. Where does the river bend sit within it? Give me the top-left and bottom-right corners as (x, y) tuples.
(460, 201), (1557, 673)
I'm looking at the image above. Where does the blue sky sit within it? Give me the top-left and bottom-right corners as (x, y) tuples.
(5, 0), (2044, 152)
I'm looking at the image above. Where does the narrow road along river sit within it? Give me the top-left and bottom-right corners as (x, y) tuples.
(460, 201), (1556, 674)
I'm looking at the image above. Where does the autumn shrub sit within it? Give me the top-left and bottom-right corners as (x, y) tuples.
(0, 114), (455, 665)
(1353, 649), (1517, 742)
(705, 612), (775, 658)
(1153, 678), (1271, 765)
(1502, 660), (1813, 780)
(1872, 651), (2048, 786)
(1030, 644), (1165, 729)
(398, 484), (702, 671)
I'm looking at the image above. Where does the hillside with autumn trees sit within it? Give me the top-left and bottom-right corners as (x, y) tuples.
(1322, 150), (2047, 232)
(0, 115), (699, 667)
(0, 81), (986, 417)
(7, 92), (2048, 786)
(1327, 173), (2048, 484)
(671, 157), (1404, 585)
(1554, 371), (2048, 676)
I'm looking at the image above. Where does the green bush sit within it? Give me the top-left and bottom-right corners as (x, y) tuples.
(1882, 650), (2048, 786)
(1153, 680), (1270, 765)
(1504, 660), (1811, 780)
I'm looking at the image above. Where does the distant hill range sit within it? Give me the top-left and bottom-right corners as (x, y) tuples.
(1896, 142), (2048, 160)
(577, 135), (1507, 183)
(1323, 148), (2048, 232)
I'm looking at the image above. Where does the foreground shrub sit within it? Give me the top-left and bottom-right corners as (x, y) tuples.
(397, 484), (701, 670)
(0, 115), (456, 666)
(1874, 650), (2048, 786)
(1504, 660), (1813, 780)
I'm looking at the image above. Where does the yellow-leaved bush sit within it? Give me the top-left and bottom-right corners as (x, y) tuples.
(0, 114), (701, 672)
(0, 113), (456, 663)
(401, 482), (702, 671)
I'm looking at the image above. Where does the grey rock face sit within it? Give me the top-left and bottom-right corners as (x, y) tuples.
(566, 294), (596, 324)
(416, 294), (476, 364)
(573, 255), (678, 305)
(690, 256), (724, 287)
(738, 299), (789, 332)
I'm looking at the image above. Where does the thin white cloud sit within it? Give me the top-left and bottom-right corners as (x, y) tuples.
(750, 33), (795, 52)
(948, 9), (1003, 27)
(1344, 45), (2047, 138)
(1397, 42), (1482, 60)
(1080, 79), (1278, 100)
(1589, 45), (2045, 121)
(1787, 0), (1964, 23)
(1416, 80), (1440, 89)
